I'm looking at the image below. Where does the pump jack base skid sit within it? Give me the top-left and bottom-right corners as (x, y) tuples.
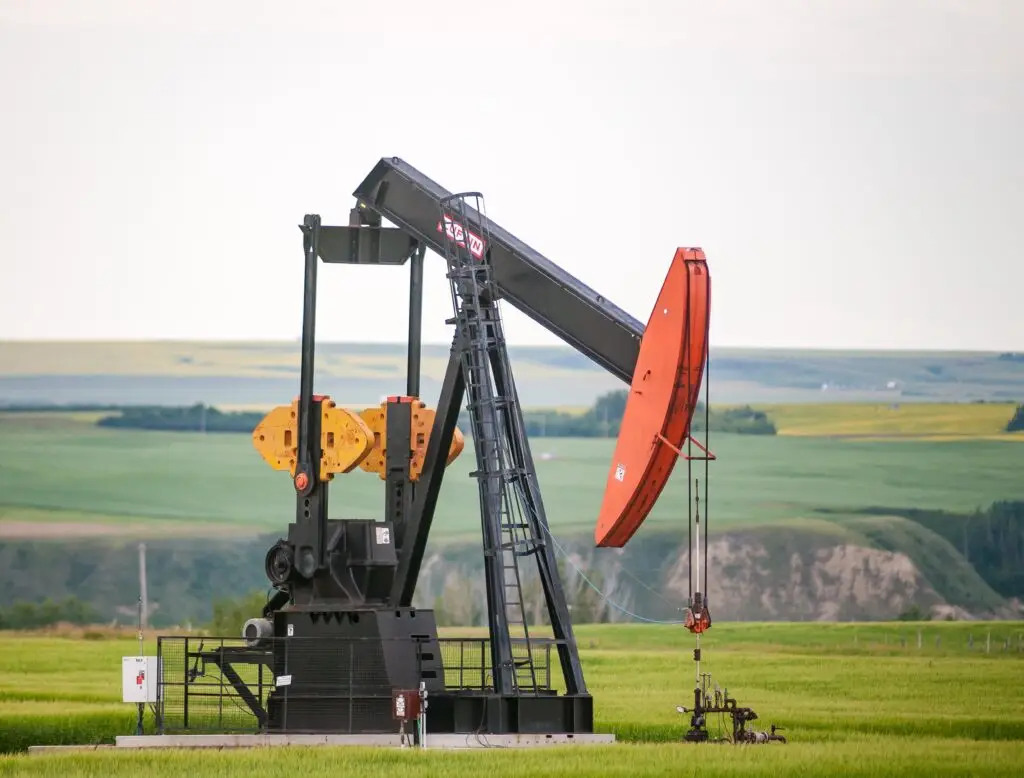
(109, 733), (616, 750)
(421, 692), (595, 737)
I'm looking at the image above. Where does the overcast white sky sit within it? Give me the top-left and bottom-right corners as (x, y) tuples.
(0, 0), (1021, 351)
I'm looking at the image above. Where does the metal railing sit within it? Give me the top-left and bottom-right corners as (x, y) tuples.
(438, 638), (553, 692)
(155, 634), (558, 734)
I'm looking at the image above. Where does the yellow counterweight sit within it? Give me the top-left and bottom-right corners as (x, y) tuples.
(357, 396), (465, 481)
(252, 395), (464, 483)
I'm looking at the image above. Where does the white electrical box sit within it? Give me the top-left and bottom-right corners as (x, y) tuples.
(122, 656), (159, 703)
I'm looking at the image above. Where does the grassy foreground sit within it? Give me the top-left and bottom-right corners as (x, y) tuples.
(3, 740), (1022, 778)
(1, 622), (1023, 776)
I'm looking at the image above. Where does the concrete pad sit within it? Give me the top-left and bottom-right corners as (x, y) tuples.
(109, 732), (616, 750)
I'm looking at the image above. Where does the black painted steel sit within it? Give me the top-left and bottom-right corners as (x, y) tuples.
(433, 191), (588, 698)
(406, 244), (425, 397)
(385, 399), (413, 550)
(486, 345), (585, 695)
(293, 217), (326, 580)
(314, 225), (416, 265)
(155, 634), (592, 736)
(353, 157), (643, 383)
(247, 147), (656, 734)
(390, 334), (465, 606)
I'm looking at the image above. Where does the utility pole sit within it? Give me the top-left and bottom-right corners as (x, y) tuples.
(138, 542), (149, 630)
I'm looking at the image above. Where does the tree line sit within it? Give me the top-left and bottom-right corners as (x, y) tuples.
(2, 391), (781, 436)
(97, 404), (264, 433)
(1006, 405), (1024, 432)
(0, 597), (99, 630)
(85, 399), (1021, 437)
(495, 391), (777, 437)
(861, 500), (1024, 599)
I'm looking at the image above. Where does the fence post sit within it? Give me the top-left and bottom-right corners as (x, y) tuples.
(917, 629), (922, 649)
(968, 633), (973, 650)
(986, 631), (991, 654)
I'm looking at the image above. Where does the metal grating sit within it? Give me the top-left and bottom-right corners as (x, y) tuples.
(157, 636), (272, 734)
(436, 638), (553, 692)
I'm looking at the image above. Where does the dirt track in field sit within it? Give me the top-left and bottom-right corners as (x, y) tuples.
(0, 519), (258, 540)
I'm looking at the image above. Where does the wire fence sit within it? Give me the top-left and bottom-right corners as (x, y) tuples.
(844, 628), (1024, 654)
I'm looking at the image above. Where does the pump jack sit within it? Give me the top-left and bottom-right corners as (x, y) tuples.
(173, 157), (778, 741)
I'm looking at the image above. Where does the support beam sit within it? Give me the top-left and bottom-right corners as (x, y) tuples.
(385, 398), (413, 549)
(488, 344), (587, 696)
(296, 215), (320, 497)
(392, 334), (466, 606)
(315, 225), (416, 265)
(288, 400), (329, 587)
(407, 244), (425, 398)
(292, 216), (327, 580)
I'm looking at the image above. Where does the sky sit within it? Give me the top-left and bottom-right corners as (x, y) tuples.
(0, 0), (1021, 351)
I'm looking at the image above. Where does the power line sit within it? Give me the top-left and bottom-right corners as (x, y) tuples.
(541, 525), (686, 625)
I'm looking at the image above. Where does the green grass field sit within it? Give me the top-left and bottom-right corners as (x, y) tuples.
(1, 622), (1023, 775)
(1, 412), (1022, 540)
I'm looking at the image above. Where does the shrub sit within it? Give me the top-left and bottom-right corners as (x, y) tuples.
(1006, 404), (1024, 433)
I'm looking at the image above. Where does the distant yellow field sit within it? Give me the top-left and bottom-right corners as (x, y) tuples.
(758, 402), (1023, 440)
(0, 341), (435, 380)
(0, 341), (591, 381)
(524, 405), (589, 416)
(0, 410), (110, 424)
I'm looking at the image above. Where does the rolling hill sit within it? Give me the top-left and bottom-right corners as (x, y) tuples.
(1, 341), (1023, 408)
(0, 341), (1022, 627)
